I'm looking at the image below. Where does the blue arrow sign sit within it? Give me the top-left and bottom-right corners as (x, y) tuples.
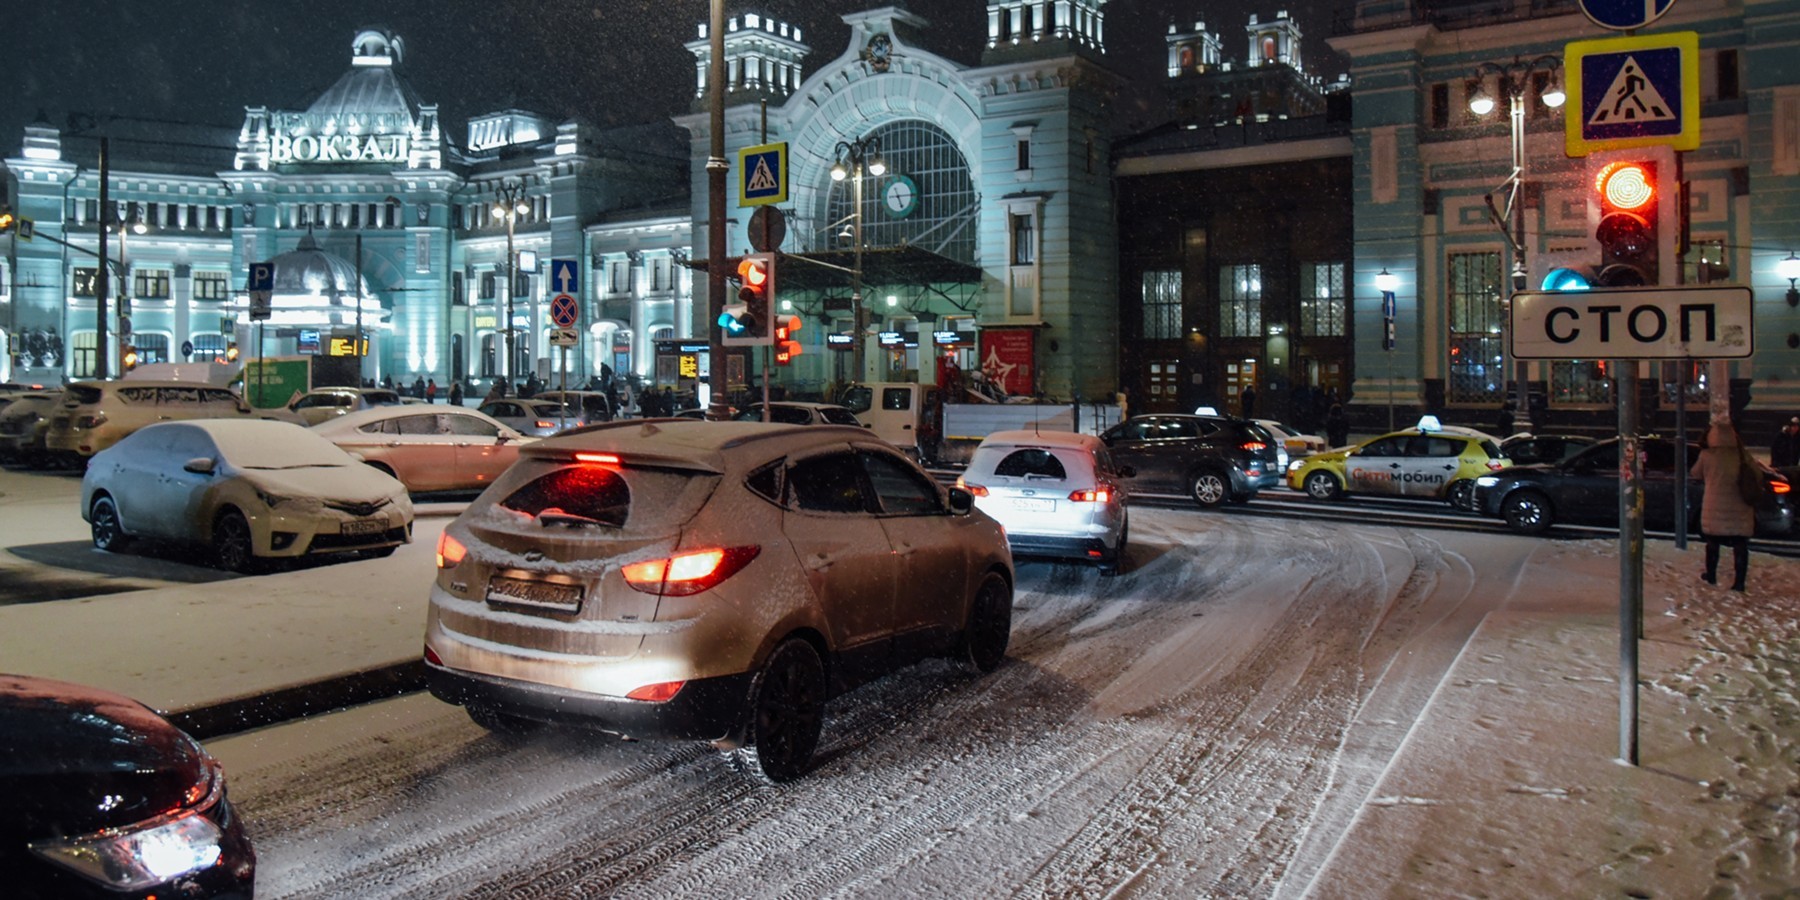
(551, 259), (580, 295)
(1579, 0), (1674, 31)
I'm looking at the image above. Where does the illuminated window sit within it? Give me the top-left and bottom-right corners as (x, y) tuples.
(823, 119), (978, 265)
(189, 333), (229, 363)
(1447, 251), (1503, 404)
(1299, 261), (1346, 336)
(193, 271), (230, 301)
(1011, 214), (1035, 265)
(1141, 270), (1181, 339)
(134, 269), (172, 299)
(1218, 264), (1262, 338)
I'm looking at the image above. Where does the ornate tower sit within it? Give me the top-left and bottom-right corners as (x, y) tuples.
(685, 12), (810, 109)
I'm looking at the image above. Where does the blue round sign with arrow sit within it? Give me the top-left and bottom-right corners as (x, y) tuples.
(1580, 0), (1675, 31)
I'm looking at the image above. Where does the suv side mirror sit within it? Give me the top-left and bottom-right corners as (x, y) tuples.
(183, 456), (216, 475)
(947, 486), (975, 515)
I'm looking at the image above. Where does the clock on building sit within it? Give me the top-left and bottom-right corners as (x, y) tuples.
(882, 174), (919, 219)
(864, 33), (893, 73)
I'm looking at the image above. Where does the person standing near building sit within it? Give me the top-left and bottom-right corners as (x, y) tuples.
(448, 380), (464, 407)
(1239, 382), (1257, 419)
(1691, 421), (1758, 593)
(1771, 416), (1800, 468)
(1325, 403), (1350, 448)
(425, 378), (438, 404)
(412, 375), (426, 399)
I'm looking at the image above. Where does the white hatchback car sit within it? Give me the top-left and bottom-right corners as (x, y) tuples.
(81, 419), (413, 572)
(956, 430), (1131, 574)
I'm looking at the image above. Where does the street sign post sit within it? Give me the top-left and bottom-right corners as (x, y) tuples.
(1566, 32), (1699, 156)
(248, 261), (275, 321)
(1510, 285), (1752, 360)
(1579, 0), (1675, 31)
(738, 142), (789, 207)
(549, 293), (580, 328)
(550, 259), (580, 296)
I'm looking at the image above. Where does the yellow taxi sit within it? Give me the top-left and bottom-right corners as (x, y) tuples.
(1286, 416), (1510, 508)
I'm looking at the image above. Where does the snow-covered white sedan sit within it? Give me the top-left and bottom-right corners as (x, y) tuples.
(81, 419), (413, 573)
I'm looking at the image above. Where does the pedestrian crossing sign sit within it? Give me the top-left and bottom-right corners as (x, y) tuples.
(1566, 32), (1699, 156)
(738, 142), (788, 207)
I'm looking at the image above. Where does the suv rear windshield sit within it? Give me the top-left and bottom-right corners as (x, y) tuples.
(480, 459), (718, 533)
(970, 445), (1089, 482)
(64, 385), (104, 405)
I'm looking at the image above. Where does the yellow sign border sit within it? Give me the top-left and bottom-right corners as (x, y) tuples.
(1565, 31), (1700, 156)
(737, 142), (789, 208)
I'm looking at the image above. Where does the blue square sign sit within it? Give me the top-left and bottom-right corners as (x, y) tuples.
(1566, 32), (1699, 156)
(738, 142), (788, 208)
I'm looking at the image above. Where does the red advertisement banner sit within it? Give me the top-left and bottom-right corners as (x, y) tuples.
(978, 328), (1035, 397)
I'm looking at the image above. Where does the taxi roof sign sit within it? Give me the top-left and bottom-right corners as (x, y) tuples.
(1565, 32), (1699, 156)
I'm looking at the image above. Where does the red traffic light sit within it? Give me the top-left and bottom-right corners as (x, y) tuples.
(737, 256), (769, 288)
(1596, 162), (1654, 211)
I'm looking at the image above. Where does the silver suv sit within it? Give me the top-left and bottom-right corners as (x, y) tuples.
(424, 420), (1014, 783)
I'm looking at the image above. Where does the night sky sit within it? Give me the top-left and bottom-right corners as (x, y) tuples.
(7, 1), (1346, 153)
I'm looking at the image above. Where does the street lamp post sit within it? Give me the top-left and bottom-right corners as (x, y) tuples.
(830, 135), (885, 382)
(1470, 55), (1564, 418)
(492, 177), (530, 387)
(112, 213), (146, 374)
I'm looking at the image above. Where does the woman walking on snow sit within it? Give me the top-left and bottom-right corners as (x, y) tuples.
(1691, 421), (1758, 592)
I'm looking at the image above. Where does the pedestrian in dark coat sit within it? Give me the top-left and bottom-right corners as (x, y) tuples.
(1239, 383), (1257, 419)
(1325, 404), (1350, 448)
(448, 381), (464, 407)
(412, 376), (426, 399)
(1771, 416), (1800, 468)
(1494, 401), (1516, 437)
(1691, 421), (1758, 592)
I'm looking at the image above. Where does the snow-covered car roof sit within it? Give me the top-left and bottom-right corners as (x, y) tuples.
(525, 419), (877, 475)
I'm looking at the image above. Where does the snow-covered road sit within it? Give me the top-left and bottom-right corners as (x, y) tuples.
(212, 510), (1546, 898)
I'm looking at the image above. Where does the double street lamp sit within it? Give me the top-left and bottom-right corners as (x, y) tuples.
(491, 177), (530, 385)
(1470, 55), (1564, 415)
(830, 135), (885, 381)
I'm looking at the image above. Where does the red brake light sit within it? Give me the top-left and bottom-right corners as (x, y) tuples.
(1068, 488), (1111, 502)
(621, 546), (761, 596)
(1486, 460), (1505, 471)
(955, 477), (989, 497)
(535, 420), (556, 429)
(1240, 441), (1267, 452)
(574, 452), (620, 466)
(436, 532), (467, 569)
(1772, 480), (1791, 495)
(626, 681), (686, 702)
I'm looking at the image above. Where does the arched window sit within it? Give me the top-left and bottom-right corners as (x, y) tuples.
(822, 120), (977, 265)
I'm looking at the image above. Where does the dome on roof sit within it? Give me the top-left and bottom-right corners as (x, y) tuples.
(270, 230), (369, 302)
(305, 27), (419, 120)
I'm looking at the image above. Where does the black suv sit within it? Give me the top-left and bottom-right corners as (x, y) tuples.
(1100, 414), (1286, 507)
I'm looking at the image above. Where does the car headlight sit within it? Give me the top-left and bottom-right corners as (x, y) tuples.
(1475, 476), (1500, 488)
(254, 487), (292, 508)
(31, 811), (225, 890)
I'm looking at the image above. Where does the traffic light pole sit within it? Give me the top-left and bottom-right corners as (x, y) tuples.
(705, 0), (730, 422)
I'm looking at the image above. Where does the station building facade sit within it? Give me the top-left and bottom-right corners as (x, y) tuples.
(1, 29), (692, 393)
(1326, 0), (1800, 435)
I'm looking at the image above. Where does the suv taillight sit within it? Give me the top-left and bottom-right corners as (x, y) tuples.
(1239, 441), (1267, 452)
(1486, 460), (1505, 471)
(1773, 480), (1791, 495)
(436, 532), (467, 568)
(75, 413), (107, 429)
(954, 477), (989, 497)
(621, 546), (761, 596)
(1068, 488), (1111, 502)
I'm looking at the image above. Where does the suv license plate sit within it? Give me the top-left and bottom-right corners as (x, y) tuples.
(341, 519), (386, 536)
(486, 576), (583, 613)
(1013, 498), (1055, 512)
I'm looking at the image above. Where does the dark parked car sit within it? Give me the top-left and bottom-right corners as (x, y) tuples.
(1498, 433), (1598, 467)
(1100, 414), (1286, 507)
(2, 674), (256, 897)
(1475, 437), (1794, 536)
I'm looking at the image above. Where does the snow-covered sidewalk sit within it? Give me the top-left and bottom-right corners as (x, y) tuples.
(1305, 539), (1799, 897)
